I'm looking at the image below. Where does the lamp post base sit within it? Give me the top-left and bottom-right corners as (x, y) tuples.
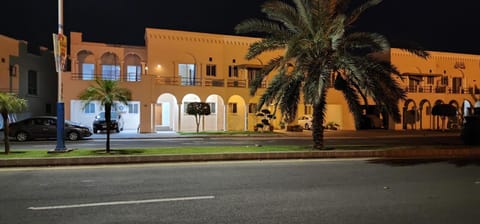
(55, 102), (67, 151)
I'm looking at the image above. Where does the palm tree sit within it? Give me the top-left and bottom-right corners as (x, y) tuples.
(78, 79), (131, 153)
(236, 0), (427, 149)
(0, 92), (27, 154)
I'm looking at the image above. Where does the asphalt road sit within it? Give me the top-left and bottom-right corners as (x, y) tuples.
(1, 159), (479, 224)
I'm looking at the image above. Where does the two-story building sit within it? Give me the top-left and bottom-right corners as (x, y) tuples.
(0, 35), (57, 128)
(61, 28), (480, 133)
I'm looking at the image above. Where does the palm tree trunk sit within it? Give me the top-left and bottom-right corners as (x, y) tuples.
(105, 104), (111, 153)
(2, 112), (10, 154)
(312, 91), (327, 150)
(195, 115), (200, 133)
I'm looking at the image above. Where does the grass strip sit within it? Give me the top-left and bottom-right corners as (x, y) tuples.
(0, 145), (393, 159)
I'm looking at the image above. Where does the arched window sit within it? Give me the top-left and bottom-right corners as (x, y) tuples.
(124, 54), (142, 82)
(101, 52), (120, 80)
(77, 50), (95, 80)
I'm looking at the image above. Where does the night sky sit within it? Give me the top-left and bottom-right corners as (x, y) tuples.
(1, 0), (479, 54)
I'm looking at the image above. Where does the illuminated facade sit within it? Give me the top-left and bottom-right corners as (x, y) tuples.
(60, 29), (480, 132)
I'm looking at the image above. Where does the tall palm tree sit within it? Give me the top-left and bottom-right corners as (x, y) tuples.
(78, 79), (131, 153)
(236, 0), (427, 149)
(0, 92), (27, 154)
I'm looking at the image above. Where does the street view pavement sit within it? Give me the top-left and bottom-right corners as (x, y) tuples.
(1, 129), (479, 167)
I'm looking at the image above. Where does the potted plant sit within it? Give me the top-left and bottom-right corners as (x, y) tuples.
(254, 123), (264, 132)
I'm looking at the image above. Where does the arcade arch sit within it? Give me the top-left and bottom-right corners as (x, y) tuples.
(403, 99), (418, 130)
(227, 95), (247, 131)
(155, 93), (178, 132)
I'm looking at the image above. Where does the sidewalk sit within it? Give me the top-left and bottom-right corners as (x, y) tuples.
(1, 129), (479, 167)
(0, 128), (464, 140)
(91, 129), (461, 139)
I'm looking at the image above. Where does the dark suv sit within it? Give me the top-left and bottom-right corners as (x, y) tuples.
(92, 111), (124, 133)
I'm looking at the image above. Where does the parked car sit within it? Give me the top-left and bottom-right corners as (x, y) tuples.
(8, 116), (92, 142)
(92, 111), (124, 133)
(297, 115), (313, 130)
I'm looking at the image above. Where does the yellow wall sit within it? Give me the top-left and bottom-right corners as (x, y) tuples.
(62, 29), (480, 133)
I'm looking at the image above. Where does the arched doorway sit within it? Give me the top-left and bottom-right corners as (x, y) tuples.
(181, 94), (201, 132)
(205, 94), (226, 131)
(403, 99), (418, 130)
(156, 93), (178, 132)
(448, 100), (460, 129)
(227, 95), (247, 131)
(419, 99), (432, 130)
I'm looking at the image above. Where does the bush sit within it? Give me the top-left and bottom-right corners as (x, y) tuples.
(461, 116), (480, 145)
(287, 125), (303, 132)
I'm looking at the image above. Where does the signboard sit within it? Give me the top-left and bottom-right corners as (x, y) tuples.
(53, 33), (67, 72)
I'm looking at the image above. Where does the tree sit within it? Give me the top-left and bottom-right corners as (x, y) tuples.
(431, 104), (457, 131)
(471, 85), (480, 115)
(236, 0), (427, 149)
(255, 109), (275, 132)
(78, 79), (131, 153)
(186, 102), (211, 133)
(0, 92), (27, 154)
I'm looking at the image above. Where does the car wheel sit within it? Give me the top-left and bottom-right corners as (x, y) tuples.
(15, 132), (28, 142)
(67, 131), (80, 141)
(305, 123), (310, 130)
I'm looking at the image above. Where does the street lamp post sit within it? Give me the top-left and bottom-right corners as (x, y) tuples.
(54, 0), (66, 151)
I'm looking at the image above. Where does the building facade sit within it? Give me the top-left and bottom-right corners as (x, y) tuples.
(59, 28), (479, 133)
(0, 35), (57, 128)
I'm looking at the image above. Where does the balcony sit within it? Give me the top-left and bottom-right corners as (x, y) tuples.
(0, 88), (19, 94)
(70, 73), (268, 89)
(403, 85), (480, 94)
(71, 73), (142, 82)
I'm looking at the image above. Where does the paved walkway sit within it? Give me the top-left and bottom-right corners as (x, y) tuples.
(91, 129), (461, 139)
(0, 129), (463, 140)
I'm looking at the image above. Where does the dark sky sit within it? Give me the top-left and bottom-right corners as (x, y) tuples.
(1, 0), (479, 54)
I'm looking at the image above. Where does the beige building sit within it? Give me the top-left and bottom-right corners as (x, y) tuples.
(62, 28), (480, 133)
(0, 35), (57, 127)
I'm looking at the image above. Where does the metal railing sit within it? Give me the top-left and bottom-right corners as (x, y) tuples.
(205, 79), (225, 87)
(403, 85), (479, 94)
(71, 73), (142, 82)
(68, 72), (282, 91)
(0, 88), (19, 94)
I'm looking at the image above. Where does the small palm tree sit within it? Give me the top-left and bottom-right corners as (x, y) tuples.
(236, 0), (427, 149)
(0, 92), (27, 154)
(78, 79), (131, 153)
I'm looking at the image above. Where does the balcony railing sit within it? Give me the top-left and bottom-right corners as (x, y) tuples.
(71, 73), (142, 82)
(0, 88), (19, 94)
(404, 85), (480, 94)
(205, 79), (225, 87)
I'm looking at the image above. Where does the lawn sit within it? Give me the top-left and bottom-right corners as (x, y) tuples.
(0, 145), (311, 159)
(0, 145), (390, 159)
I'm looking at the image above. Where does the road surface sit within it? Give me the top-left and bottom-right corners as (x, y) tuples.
(1, 159), (479, 223)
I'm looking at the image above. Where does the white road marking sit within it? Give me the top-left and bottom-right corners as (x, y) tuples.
(28, 195), (215, 210)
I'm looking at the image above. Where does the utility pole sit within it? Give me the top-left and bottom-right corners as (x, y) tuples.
(53, 0), (67, 151)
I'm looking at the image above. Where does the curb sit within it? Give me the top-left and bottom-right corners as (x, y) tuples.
(1, 148), (479, 167)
